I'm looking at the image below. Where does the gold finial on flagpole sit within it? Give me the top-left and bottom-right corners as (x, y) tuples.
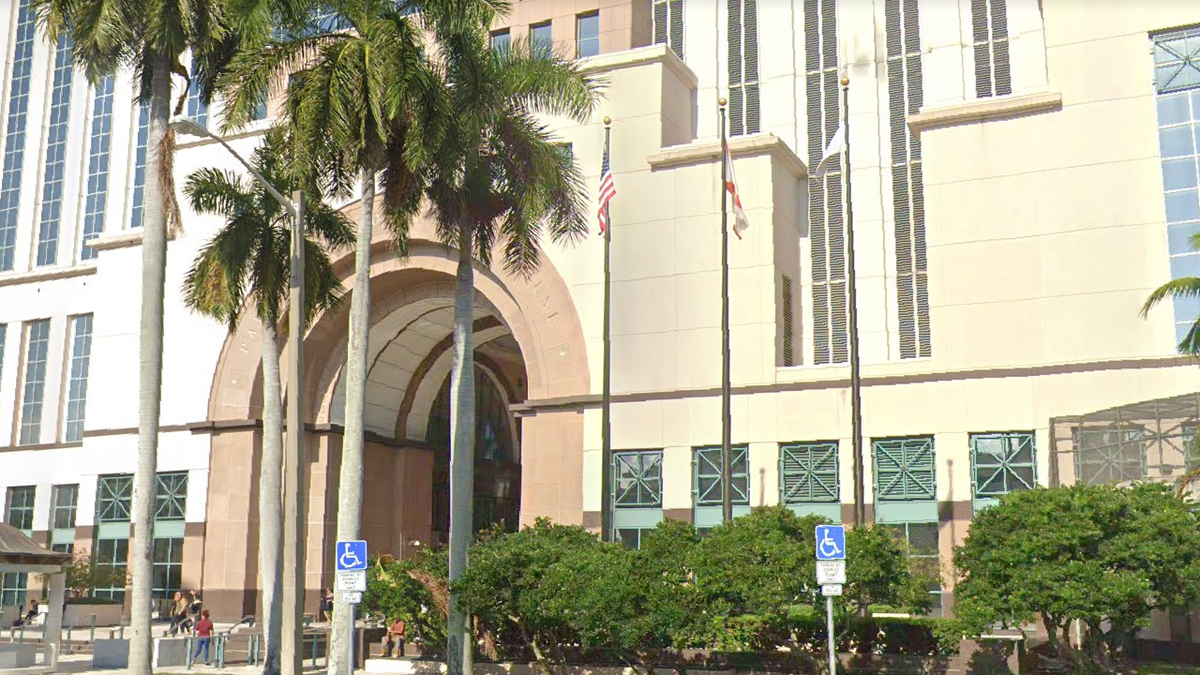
(718, 97), (727, 107)
(841, 76), (849, 86)
(603, 116), (611, 126)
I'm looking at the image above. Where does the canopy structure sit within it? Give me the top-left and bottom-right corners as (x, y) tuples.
(0, 523), (71, 669)
(1049, 392), (1200, 488)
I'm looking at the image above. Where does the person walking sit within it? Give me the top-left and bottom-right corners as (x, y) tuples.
(192, 610), (214, 665)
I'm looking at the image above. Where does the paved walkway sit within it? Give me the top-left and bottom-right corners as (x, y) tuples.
(0, 653), (331, 674)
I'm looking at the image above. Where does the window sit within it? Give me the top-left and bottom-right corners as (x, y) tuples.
(1154, 28), (1200, 346)
(576, 12), (600, 58)
(806, 0), (848, 365)
(155, 472), (188, 521)
(81, 76), (115, 259)
(971, 0), (1011, 98)
(93, 537), (128, 600)
(35, 34), (76, 267)
(249, 94), (269, 122)
(490, 29), (510, 51)
(51, 484), (78, 530)
(971, 432), (1036, 501)
(883, 521), (943, 615)
(18, 319), (51, 445)
(0, 573), (27, 607)
(0, 0), (37, 272)
(614, 451), (663, 508)
(129, 104), (150, 228)
(653, 0), (684, 60)
(887, 0), (931, 359)
(727, 0), (760, 136)
(695, 445), (750, 506)
(1073, 427), (1146, 486)
(0, 324), (6, 389)
(781, 275), (795, 366)
(64, 315), (94, 442)
(530, 21), (553, 54)
(96, 474), (133, 524)
(5, 486), (36, 530)
(873, 436), (936, 501)
(186, 70), (208, 129)
(152, 537), (184, 601)
(780, 442), (839, 505)
(553, 142), (573, 162)
(50, 543), (73, 554)
(611, 450), (663, 548)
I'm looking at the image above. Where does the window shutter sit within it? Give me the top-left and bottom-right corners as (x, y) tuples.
(654, 0), (668, 46)
(781, 442), (839, 503)
(782, 275), (795, 366)
(669, 0), (684, 59)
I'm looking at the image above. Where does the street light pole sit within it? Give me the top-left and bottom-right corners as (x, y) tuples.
(169, 116), (306, 675)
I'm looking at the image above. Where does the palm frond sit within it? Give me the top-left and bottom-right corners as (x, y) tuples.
(495, 36), (603, 123)
(1139, 276), (1200, 318)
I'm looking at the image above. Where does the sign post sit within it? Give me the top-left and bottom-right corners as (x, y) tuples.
(336, 540), (368, 673)
(815, 525), (846, 675)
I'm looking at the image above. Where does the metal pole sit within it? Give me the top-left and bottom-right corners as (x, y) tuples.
(826, 595), (837, 675)
(348, 603), (356, 674)
(283, 190), (307, 675)
(600, 118), (614, 542)
(841, 77), (866, 527)
(719, 98), (733, 525)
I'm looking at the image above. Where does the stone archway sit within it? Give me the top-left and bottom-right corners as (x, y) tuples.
(200, 203), (591, 617)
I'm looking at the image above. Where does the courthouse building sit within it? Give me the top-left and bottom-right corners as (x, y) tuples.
(1, 0), (1199, 635)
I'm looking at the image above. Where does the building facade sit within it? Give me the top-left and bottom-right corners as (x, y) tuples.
(0, 0), (1198, 635)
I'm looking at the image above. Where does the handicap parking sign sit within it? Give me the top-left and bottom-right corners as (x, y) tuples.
(336, 540), (368, 571)
(815, 525), (845, 561)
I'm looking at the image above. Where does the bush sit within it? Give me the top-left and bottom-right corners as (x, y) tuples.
(64, 597), (122, 605)
(360, 551), (448, 657)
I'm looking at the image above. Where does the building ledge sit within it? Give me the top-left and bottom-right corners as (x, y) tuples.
(86, 228), (181, 252)
(579, 44), (698, 91)
(0, 263), (97, 288)
(647, 133), (808, 179)
(908, 91), (1063, 135)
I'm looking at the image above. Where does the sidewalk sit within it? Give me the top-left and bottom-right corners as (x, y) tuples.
(0, 653), (330, 674)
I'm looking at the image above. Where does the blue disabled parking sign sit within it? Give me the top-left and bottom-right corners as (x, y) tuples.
(815, 525), (845, 561)
(336, 540), (368, 571)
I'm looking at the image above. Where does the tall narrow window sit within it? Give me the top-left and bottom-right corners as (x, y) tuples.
(806, 0), (847, 364)
(64, 314), (93, 442)
(490, 29), (510, 51)
(50, 484), (78, 551)
(882, 521), (943, 615)
(971, 0), (1011, 98)
(530, 21), (553, 55)
(1153, 27), (1200, 346)
(0, 0), (38, 272)
(653, 0), (684, 60)
(129, 104), (149, 228)
(94, 474), (132, 600)
(576, 12), (600, 58)
(18, 319), (51, 445)
(81, 77), (116, 259)
(781, 275), (795, 366)
(612, 450), (664, 548)
(186, 75), (208, 129)
(35, 35), (76, 266)
(887, 0), (931, 359)
(727, 0), (760, 136)
(5, 486), (36, 531)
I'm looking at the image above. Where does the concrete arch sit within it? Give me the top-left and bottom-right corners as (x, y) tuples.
(206, 211), (590, 425)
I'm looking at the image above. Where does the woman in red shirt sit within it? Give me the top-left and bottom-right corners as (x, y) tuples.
(192, 610), (214, 665)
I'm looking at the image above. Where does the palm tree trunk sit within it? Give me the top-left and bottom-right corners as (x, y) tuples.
(447, 219), (477, 675)
(129, 51), (171, 675)
(328, 170), (375, 675)
(260, 322), (285, 675)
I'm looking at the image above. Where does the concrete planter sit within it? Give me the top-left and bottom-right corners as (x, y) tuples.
(0, 643), (38, 668)
(0, 605), (18, 628)
(92, 639), (130, 668)
(64, 602), (123, 627)
(154, 637), (190, 667)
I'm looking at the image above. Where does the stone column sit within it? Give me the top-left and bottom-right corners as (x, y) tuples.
(44, 571), (65, 669)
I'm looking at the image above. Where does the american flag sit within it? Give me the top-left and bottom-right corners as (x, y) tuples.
(597, 140), (616, 235)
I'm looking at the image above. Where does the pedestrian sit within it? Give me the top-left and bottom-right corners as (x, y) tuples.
(192, 610), (214, 665)
(189, 589), (203, 620)
(168, 592), (191, 636)
(321, 588), (334, 622)
(383, 617), (406, 658)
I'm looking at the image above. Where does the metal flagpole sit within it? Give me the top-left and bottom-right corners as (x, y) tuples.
(719, 98), (733, 525)
(600, 117), (614, 542)
(841, 76), (867, 527)
(283, 190), (306, 675)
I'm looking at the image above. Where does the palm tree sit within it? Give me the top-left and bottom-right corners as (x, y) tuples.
(1140, 230), (1200, 497)
(419, 31), (600, 675)
(218, 3), (499, 673)
(181, 130), (353, 675)
(29, 1), (253, 671)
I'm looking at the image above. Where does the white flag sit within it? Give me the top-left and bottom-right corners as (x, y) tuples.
(813, 124), (846, 179)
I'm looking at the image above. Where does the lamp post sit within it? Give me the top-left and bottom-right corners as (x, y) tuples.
(169, 116), (308, 675)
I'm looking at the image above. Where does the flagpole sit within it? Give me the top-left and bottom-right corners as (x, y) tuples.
(600, 117), (614, 542)
(719, 98), (733, 525)
(841, 76), (867, 527)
